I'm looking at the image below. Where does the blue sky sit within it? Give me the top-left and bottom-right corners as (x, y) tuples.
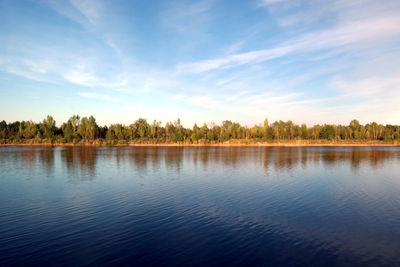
(1, 0), (400, 127)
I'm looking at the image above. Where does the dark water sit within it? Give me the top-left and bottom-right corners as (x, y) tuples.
(1, 146), (400, 266)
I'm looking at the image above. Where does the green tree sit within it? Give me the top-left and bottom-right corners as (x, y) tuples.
(86, 116), (98, 140)
(0, 120), (7, 139)
(319, 125), (336, 140)
(150, 120), (161, 139)
(41, 115), (56, 139)
(78, 117), (89, 140)
(174, 119), (184, 142)
(349, 120), (360, 139)
(300, 124), (309, 139)
(134, 118), (149, 139)
(23, 121), (38, 139)
(191, 123), (201, 142)
(61, 121), (74, 142)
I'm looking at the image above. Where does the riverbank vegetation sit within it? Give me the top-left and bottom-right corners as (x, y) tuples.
(1, 115), (399, 145)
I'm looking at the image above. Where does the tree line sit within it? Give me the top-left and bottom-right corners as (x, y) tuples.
(1, 115), (400, 144)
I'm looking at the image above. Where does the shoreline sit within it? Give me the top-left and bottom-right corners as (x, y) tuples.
(1, 142), (399, 147)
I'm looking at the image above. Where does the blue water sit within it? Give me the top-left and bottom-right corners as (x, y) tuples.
(1, 146), (400, 266)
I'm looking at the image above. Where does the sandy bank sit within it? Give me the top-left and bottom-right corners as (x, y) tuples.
(1, 142), (399, 147)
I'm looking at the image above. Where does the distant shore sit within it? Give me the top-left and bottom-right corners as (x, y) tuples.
(1, 141), (399, 147)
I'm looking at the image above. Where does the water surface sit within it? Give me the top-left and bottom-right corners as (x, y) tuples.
(1, 146), (400, 266)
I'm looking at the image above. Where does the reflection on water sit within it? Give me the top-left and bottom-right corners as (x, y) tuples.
(61, 147), (97, 181)
(3, 147), (398, 180)
(0, 146), (400, 266)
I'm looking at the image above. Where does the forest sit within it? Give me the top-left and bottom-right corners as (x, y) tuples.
(1, 115), (400, 145)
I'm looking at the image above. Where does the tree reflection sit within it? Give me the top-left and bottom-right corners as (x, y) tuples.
(8, 147), (55, 176)
(40, 147), (54, 176)
(5, 146), (399, 182)
(164, 147), (184, 174)
(61, 147), (96, 181)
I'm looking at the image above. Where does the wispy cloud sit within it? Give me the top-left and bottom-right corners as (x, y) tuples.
(69, 0), (103, 26)
(177, 15), (400, 73)
(0, 54), (127, 88)
(331, 74), (400, 99)
(78, 92), (119, 102)
(47, 0), (130, 61)
(258, 0), (288, 7)
(168, 94), (185, 100)
(48, 0), (104, 29)
(177, 46), (292, 73)
(161, 0), (214, 34)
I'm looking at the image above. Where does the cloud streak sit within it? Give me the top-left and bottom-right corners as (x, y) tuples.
(78, 92), (119, 103)
(177, 15), (400, 73)
(258, 0), (287, 6)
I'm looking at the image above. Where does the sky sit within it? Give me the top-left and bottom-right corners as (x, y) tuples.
(1, 0), (400, 127)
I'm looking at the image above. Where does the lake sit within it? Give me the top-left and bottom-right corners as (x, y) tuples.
(0, 146), (400, 266)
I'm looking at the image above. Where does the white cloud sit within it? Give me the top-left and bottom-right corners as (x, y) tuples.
(47, 0), (129, 60)
(0, 54), (127, 88)
(177, 15), (400, 73)
(63, 64), (97, 86)
(332, 76), (400, 98)
(177, 46), (293, 73)
(161, 0), (214, 34)
(3, 67), (50, 83)
(78, 92), (119, 102)
(69, 0), (103, 26)
(258, 0), (287, 6)
(168, 94), (185, 100)
(48, 0), (103, 28)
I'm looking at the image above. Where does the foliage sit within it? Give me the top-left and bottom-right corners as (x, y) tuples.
(1, 116), (400, 144)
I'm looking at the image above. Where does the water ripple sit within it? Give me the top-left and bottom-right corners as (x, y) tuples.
(1, 146), (400, 266)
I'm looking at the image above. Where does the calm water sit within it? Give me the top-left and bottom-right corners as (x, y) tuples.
(1, 146), (400, 266)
